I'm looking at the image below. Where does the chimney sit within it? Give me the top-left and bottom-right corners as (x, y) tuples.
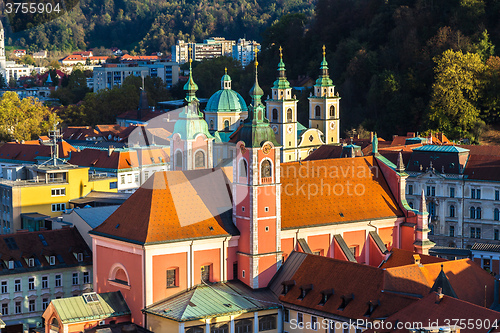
(370, 132), (374, 142)
(413, 254), (421, 265)
(436, 287), (444, 303)
(393, 135), (397, 140)
(494, 275), (500, 307)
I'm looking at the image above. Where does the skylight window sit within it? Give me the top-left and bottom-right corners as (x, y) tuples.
(83, 292), (99, 303)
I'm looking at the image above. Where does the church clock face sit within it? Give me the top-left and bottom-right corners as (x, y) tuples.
(262, 143), (272, 155)
(329, 122), (336, 130)
(271, 125), (278, 133)
(287, 124), (293, 134)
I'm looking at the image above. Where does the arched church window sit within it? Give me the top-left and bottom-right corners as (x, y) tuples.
(315, 105), (321, 118)
(470, 206), (476, 219)
(195, 151), (205, 168)
(330, 105), (335, 118)
(224, 120), (229, 131)
(210, 120), (214, 130)
(239, 159), (248, 178)
(286, 108), (292, 122)
(175, 151), (183, 168)
(272, 108), (278, 121)
(261, 160), (272, 179)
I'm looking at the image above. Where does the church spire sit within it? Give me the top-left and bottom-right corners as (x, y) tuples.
(272, 46), (291, 90)
(420, 189), (427, 213)
(316, 45), (334, 87)
(249, 46), (264, 110)
(184, 46), (198, 104)
(372, 133), (378, 155)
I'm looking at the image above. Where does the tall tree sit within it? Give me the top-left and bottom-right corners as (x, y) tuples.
(427, 50), (486, 141)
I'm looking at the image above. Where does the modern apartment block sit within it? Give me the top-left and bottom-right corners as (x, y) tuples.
(0, 227), (92, 331)
(93, 61), (180, 92)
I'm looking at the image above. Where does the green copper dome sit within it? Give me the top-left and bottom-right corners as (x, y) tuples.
(272, 47), (291, 90)
(205, 90), (248, 113)
(172, 104), (214, 141)
(205, 70), (248, 113)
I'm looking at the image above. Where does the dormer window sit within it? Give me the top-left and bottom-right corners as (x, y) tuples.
(319, 288), (334, 306)
(8, 260), (14, 270)
(49, 256), (56, 265)
(281, 280), (295, 295)
(77, 253), (83, 262)
(364, 300), (380, 317)
(338, 294), (354, 310)
(298, 284), (313, 300)
(28, 258), (35, 267)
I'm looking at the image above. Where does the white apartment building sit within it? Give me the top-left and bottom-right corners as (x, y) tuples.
(232, 39), (261, 68)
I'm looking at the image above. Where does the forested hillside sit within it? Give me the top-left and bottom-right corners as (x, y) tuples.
(257, 0), (500, 141)
(5, 0), (314, 53)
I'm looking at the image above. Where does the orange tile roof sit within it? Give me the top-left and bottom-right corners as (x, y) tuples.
(91, 170), (237, 244)
(364, 292), (500, 333)
(385, 259), (495, 307)
(280, 157), (403, 229)
(380, 248), (447, 268)
(279, 254), (418, 320)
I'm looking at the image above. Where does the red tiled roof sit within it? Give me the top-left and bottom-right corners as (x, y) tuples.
(0, 141), (75, 161)
(364, 292), (500, 333)
(120, 54), (160, 61)
(384, 259), (495, 307)
(63, 126), (102, 141)
(280, 157), (403, 229)
(91, 170), (237, 244)
(0, 227), (90, 272)
(96, 124), (127, 138)
(380, 248), (447, 269)
(279, 254), (418, 320)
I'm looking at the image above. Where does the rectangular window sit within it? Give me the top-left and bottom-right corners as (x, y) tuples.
(49, 256), (55, 265)
(72, 273), (79, 285)
(144, 171), (149, 179)
(297, 312), (303, 325)
(258, 315), (277, 331)
(15, 301), (21, 314)
(431, 186), (435, 197)
(496, 190), (499, 201)
(408, 184), (413, 195)
(28, 277), (35, 290)
(55, 274), (62, 287)
(284, 309), (290, 323)
(51, 203), (66, 212)
(29, 299), (35, 312)
(134, 174), (139, 183)
(51, 188), (66, 196)
(449, 226), (455, 237)
(1, 303), (7, 315)
(477, 228), (481, 239)
(495, 229), (499, 241)
(311, 316), (318, 331)
(471, 227), (476, 239)
(1, 281), (7, 294)
(83, 272), (90, 284)
(477, 189), (481, 199)
(427, 186), (431, 196)
(201, 265), (210, 283)
(450, 187), (455, 198)
(42, 298), (49, 310)
(167, 269), (177, 288)
(42, 276), (48, 289)
(349, 246), (357, 257)
(472, 189), (476, 199)
(14, 279), (21, 292)
(120, 175), (125, 184)
(483, 259), (491, 272)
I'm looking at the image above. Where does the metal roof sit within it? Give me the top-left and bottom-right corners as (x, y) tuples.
(471, 242), (500, 253)
(73, 205), (120, 228)
(52, 291), (130, 323)
(412, 145), (469, 153)
(143, 281), (278, 322)
(268, 251), (307, 297)
(333, 234), (357, 262)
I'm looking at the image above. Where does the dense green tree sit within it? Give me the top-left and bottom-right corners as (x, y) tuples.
(427, 50), (486, 141)
(0, 92), (60, 141)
